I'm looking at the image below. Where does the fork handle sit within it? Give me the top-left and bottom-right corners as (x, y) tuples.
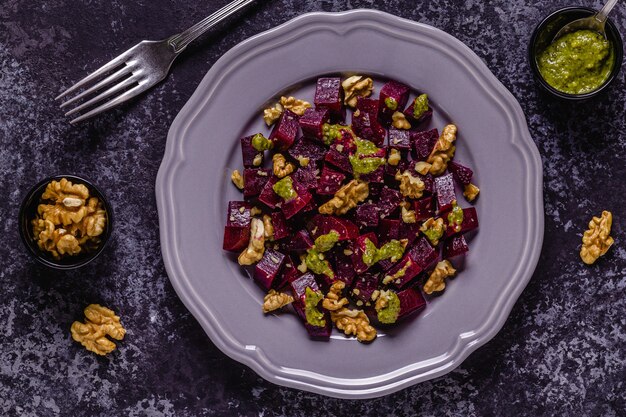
(169, 0), (256, 53)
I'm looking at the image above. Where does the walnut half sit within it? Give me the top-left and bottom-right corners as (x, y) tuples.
(70, 304), (126, 356)
(342, 75), (374, 108)
(426, 124), (457, 176)
(395, 170), (425, 199)
(238, 218), (265, 265)
(423, 260), (456, 294)
(330, 308), (377, 342)
(322, 281), (349, 311)
(319, 179), (369, 215)
(580, 211), (614, 265)
(262, 289), (294, 313)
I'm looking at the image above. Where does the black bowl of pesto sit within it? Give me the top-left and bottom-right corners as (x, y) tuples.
(529, 7), (623, 100)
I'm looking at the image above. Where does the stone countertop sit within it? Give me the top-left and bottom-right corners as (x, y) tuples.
(1, 0), (625, 416)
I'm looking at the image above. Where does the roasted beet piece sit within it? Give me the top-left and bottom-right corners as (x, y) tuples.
(257, 176), (281, 208)
(360, 165), (386, 184)
(223, 226), (250, 252)
(378, 218), (400, 242)
(398, 223), (421, 246)
(288, 137), (327, 163)
(448, 161), (474, 186)
(273, 255), (299, 289)
(352, 109), (386, 146)
(333, 248), (356, 287)
(299, 108), (330, 141)
(316, 165), (346, 195)
(282, 229), (314, 253)
(410, 237), (439, 271)
(351, 271), (379, 303)
(309, 215), (359, 241)
(411, 128), (439, 161)
(243, 168), (271, 198)
(269, 109), (299, 151)
(435, 173), (456, 212)
(314, 77), (343, 116)
(382, 251), (423, 289)
(324, 148), (353, 174)
(444, 207), (479, 237)
(377, 187), (403, 218)
(291, 272), (319, 303)
(387, 128), (412, 150)
(290, 273), (332, 338)
(254, 249), (286, 291)
(226, 201), (252, 227)
(292, 163), (319, 190)
(378, 81), (410, 124)
(281, 182), (313, 219)
(443, 235), (469, 258)
(351, 233), (378, 274)
(292, 302), (332, 339)
(403, 100), (433, 126)
(356, 97), (380, 114)
(396, 288), (426, 320)
(270, 211), (291, 241)
(419, 172), (435, 195)
(355, 203), (380, 228)
(414, 196), (435, 221)
(241, 135), (262, 168)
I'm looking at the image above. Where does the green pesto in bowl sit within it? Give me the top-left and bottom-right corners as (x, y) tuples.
(537, 29), (614, 95)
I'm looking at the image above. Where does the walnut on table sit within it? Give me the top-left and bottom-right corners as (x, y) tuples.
(580, 210), (614, 265)
(70, 304), (126, 356)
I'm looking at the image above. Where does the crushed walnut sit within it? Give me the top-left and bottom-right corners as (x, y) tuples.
(238, 218), (265, 265)
(423, 260), (456, 295)
(70, 304), (126, 356)
(420, 217), (445, 246)
(401, 202), (417, 223)
(262, 214), (274, 241)
(322, 281), (350, 311)
(387, 148), (401, 166)
(231, 169), (244, 190)
(330, 308), (377, 342)
(296, 155), (310, 167)
(272, 153), (296, 178)
(319, 179), (369, 215)
(392, 111), (411, 129)
(341, 75), (374, 108)
(426, 124), (457, 176)
(463, 183), (480, 202)
(31, 178), (107, 260)
(279, 96), (311, 116)
(395, 170), (425, 199)
(262, 289), (294, 313)
(414, 161), (432, 175)
(263, 103), (283, 126)
(580, 211), (614, 265)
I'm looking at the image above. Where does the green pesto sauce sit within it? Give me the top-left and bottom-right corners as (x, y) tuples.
(251, 133), (273, 151)
(362, 238), (406, 266)
(305, 249), (334, 278)
(422, 222), (444, 246)
(349, 138), (386, 175)
(304, 287), (326, 327)
(384, 97), (398, 111)
(322, 123), (351, 146)
(447, 201), (464, 233)
(537, 30), (614, 95)
(412, 94), (429, 119)
(272, 176), (297, 201)
(377, 291), (401, 324)
(314, 230), (340, 253)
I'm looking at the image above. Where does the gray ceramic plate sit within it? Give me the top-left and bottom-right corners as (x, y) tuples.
(156, 10), (544, 399)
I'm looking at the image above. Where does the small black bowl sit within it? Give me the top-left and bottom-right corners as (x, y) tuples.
(18, 174), (113, 270)
(529, 7), (623, 100)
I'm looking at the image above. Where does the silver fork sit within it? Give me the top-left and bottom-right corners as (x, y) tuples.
(56, 0), (256, 124)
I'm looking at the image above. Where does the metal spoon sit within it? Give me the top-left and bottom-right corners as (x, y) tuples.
(553, 0), (619, 40)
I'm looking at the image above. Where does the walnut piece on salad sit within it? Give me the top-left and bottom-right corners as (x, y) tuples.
(425, 124), (457, 175)
(262, 289), (294, 313)
(423, 260), (456, 295)
(272, 153), (295, 178)
(580, 210), (614, 265)
(318, 179), (369, 215)
(341, 75), (374, 108)
(330, 308), (377, 343)
(238, 218), (265, 265)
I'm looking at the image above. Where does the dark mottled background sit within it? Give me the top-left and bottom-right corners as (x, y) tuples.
(1, 0), (625, 416)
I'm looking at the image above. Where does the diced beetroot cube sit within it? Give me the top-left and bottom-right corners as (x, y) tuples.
(241, 135), (262, 168)
(385, 158), (410, 181)
(316, 165), (346, 195)
(288, 137), (327, 163)
(352, 110), (386, 146)
(411, 128), (439, 161)
(387, 128), (412, 150)
(270, 211), (291, 241)
(435, 173), (456, 212)
(351, 233), (378, 274)
(398, 222), (421, 246)
(290, 272), (320, 303)
(444, 235), (469, 258)
(290, 273), (331, 338)
(254, 249), (286, 291)
(356, 97), (380, 114)
(226, 201), (252, 227)
(243, 169), (271, 198)
(419, 172), (435, 195)
(382, 251), (423, 289)
(333, 249), (356, 287)
(324, 149), (353, 174)
(299, 108), (330, 141)
(282, 229), (314, 253)
(223, 225), (250, 252)
(292, 302), (332, 339)
(350, 271), (379, 303)
(355, 203), (380, 228)
(444, 207), (479, 237)
(273, 255), (299, 289)
(414, 196), (435, 221)
(378, 81), (410, 124)
(309, 215), (359, 241)
(299, 196), (317, 213)
(360, 164), (386, 183)
(396, 288), (426, 320)
(292, 163), (319, 190)
(368, 182), (384, 200)
(269, 109), (299, 151)
(403, 100), (433, 126)
(448, 161), (474, 187)
(257, 176), (281, 208)
(377, 187), (403, 218)
(378, 218), (400, 242)
(314, 77), (343, 116)
(332, 128), (357, 154)
(410, 237), (439, 271)
(281, 188), (313, 219)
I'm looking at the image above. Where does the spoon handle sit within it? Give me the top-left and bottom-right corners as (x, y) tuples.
(595, 0), (619, 24)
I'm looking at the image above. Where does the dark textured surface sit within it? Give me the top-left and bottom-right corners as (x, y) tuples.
(1, 0), (625, 415)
